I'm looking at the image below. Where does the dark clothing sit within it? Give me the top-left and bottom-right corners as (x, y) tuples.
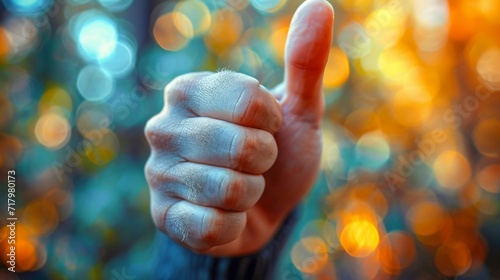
(152, 209), (299, 280)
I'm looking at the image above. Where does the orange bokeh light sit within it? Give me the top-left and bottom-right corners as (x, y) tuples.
(340, 220), (380, 258)
(378, 231), (416, 274)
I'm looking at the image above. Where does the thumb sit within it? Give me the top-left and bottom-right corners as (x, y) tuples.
(282, 0), (334, 123)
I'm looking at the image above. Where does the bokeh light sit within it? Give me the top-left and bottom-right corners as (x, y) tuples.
(323, 47), (350, 89)
(378, 232), (416, 274)
(73, 10), (118, 61)
(291, 237), (329, 274)
(153, 12), (192, 51)
(433, 151), (471, 190)
(76, 65), (114, 102)
(97, 40), (136, 78)
(2, 0), (53, 14)
(250, 0), (287, 13)
(34, 112), (71, 149)
(340, 220), (379, 258)
(97, 0), (133, 12)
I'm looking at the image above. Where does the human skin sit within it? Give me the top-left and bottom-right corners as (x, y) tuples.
(145, 0), (334, 256)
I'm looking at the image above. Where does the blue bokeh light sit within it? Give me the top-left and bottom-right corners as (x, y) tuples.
(2, 0), (53, 14)
(70, 10), (118, 61)
(77, 65), (114, 102)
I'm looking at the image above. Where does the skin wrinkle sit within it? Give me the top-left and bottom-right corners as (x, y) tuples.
(168, 202), (194, 243)
(232, 87), (248, 124)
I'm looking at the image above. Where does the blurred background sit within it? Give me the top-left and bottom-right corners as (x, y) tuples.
(1, 0), (500, 279)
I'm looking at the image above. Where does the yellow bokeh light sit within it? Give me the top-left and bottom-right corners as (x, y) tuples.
(478, 0), (500, 24)
(291, 237), (329, 274)
(323, 48), (350, 89)
(476, 48), (500, 90)
(379, 44), (419, 83)
(269, 16), (290, 65)
(340, 220), (379, 258)
(390, 88), (433, 127)
(337, 0), (372, 13)
(433, 151), (471, 189)
(85, 130), (119, 166)
(153, 12), (191, 51)
(34, 113), (71, 149)
(39, 86), (73, 114)
(205, 10), (242, 55)
(364, 8), (405, 49)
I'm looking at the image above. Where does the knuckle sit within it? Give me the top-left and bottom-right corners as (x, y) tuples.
(164, 75), (198, 106)
(144, 156), (176, 191)
(232, 132), (258, 171)
(150, 195), (168, 233)
(200, 210), (223, 244)
(220, 173), (244, 210)
(240, 91), (266, 124)
(145, 117), (179, 150)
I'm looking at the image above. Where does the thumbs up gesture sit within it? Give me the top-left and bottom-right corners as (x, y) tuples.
(145, 0), (334, 256)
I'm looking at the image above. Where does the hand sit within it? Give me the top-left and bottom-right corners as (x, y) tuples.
(145, 0), (334, 256)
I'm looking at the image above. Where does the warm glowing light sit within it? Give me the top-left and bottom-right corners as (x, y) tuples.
(153, 12), (192, 51)
(15, 238), (37, 271)
(365, 8), (406, 49)
(379, 45), (418, 83)
(344, 109), (379, 138)
(291, 237), (329, 274)
(269, 16), (291, 65)
(435, 240), (472, 276)
(38, 87), (73, 113)
(379, 231), (416, 274)
(204, 10), (242, 55)
(478, 0), (500, 24)
(473, 119), (500, 158)
(477, 164), (500, 193)
(391, 88), (433, 127)
(348, 184), (388, 218)
(391, 89), (433, 127)
(323, 47), (350, 89)
(85, 130), (119, 165)
(433, 151), (471, 189)
(476, 48), (500, 90)
(337, 0), (371, 13)
(407, 201), (446, 236)
(23, 199), (59, 236)
(0, 27), (9, 58)
(34, 113), (71, 149)
(340, 220), (379, 258)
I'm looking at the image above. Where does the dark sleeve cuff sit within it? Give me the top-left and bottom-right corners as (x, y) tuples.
(152, 207), (300, 280)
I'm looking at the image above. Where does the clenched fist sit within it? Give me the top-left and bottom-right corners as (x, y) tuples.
(145, 0), (334, 256)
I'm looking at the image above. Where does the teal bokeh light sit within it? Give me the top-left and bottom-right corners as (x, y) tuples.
(3, 0), (53, 14)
